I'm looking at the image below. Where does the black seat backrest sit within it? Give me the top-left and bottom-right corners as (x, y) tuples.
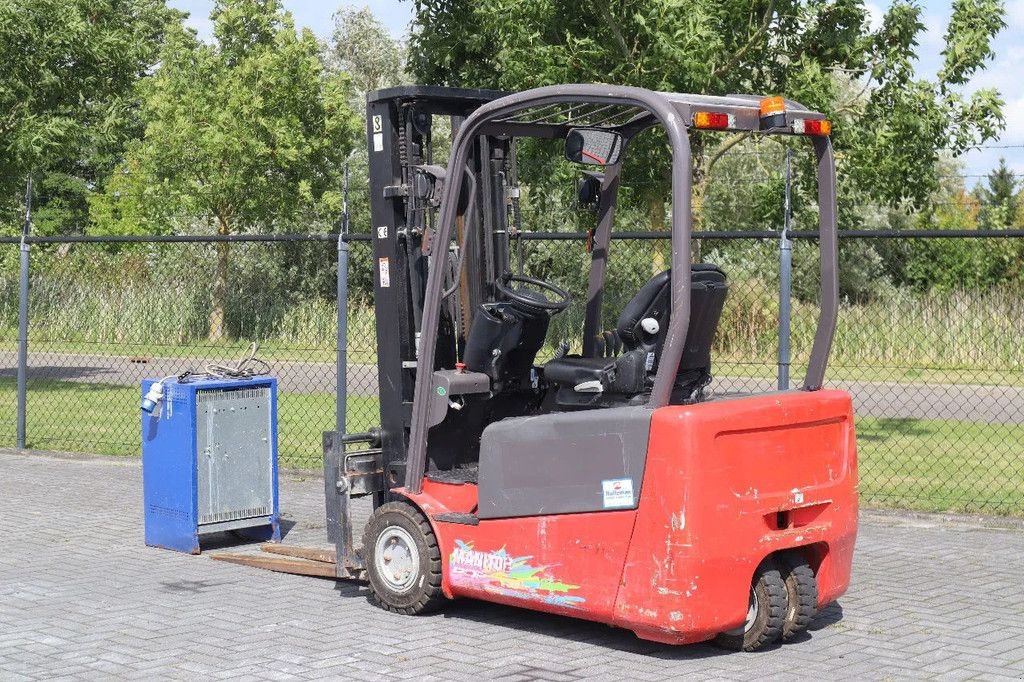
(614, 264), (728, 373)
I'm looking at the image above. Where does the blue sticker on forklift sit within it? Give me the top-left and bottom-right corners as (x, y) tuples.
(601, 478), (634, 508)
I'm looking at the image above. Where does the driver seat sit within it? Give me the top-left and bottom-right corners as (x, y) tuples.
(543, 264), (728, 407)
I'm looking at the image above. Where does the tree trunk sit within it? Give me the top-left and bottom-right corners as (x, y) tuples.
(209, 215), (230, 342)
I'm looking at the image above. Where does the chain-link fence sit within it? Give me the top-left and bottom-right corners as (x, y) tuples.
(0, 237), (380, 468)
(515, 231), (1024, 515)
(2, 230), (1023, 515)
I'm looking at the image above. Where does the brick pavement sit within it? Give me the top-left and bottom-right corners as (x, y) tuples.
(2, 449), (1023, 681)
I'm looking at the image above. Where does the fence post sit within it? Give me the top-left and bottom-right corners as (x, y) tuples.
(336, 162), (350, 435)
(778, 150), (793, 391)
(16, 177), (32, 449)
(326, 164), (352, 545)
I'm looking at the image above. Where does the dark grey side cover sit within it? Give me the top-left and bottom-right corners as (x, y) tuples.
(476, 407), (653, 519)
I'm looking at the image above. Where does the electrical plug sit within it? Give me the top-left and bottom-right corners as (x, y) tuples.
(141, 382), (164, 414)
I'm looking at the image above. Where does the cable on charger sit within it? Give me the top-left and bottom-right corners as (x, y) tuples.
(142, 344), (272, 413)
(202, 342), (271, 379)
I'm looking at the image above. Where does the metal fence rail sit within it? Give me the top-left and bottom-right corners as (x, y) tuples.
(1, 229), (1022, 515)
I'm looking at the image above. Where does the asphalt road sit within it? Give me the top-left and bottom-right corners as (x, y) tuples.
(2, 350), (1023, 424)
(0, 349), (378, 397)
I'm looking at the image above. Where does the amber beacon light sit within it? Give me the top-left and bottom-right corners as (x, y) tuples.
(759, 96), (787, 130)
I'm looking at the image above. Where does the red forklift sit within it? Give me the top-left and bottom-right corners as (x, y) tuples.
(218, 85), (857, 651)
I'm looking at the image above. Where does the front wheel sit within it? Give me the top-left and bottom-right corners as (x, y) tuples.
(714, 562), (787, 651)
(363, 501), (446, 615)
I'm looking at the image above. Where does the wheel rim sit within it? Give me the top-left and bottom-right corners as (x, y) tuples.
(724, 589), (759, 636)
(374, 526), (420, 594)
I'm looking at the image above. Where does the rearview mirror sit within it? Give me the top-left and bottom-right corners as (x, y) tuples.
(565, 128), (623, 166)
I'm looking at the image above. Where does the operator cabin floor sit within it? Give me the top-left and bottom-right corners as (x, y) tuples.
(426, 465), (480, 485)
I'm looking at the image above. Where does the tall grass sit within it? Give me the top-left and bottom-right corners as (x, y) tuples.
(2, 269), (1023, 371)
(0, 273), (16, 340)
(0, 272), (374, 348)
(807, 288), (1024, 369)
(708, 279), (1024, 370)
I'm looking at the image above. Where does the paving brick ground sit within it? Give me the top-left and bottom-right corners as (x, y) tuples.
(2, 449), (1023, 681)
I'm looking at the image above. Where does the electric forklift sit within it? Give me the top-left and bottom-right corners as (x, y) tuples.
(216, 85), (858, 651)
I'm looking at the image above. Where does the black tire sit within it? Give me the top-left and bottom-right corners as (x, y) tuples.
(362, 501), (446, 615)
(714, 562), (787, 651)
(779, 553), (818, 640)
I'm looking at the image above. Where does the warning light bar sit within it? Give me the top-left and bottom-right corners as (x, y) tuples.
(693, 111), (735, 130)
(792, 118), (832, 136)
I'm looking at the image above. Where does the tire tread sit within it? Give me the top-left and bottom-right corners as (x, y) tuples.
(713, 561), (787, 652)
(743, 565), (787, 651)
(779, 552), (818, 640)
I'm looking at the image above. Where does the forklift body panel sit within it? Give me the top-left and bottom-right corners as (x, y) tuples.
(476, 406), (652, 518)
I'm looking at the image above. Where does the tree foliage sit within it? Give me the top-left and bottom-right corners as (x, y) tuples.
(91, 0), (360, 338)
(330, 5), (407, 104)
(974, 157), (1018, 228)
(0, 0), (180, 234)
(108, 0), (359, 233)
(881, 163), (1023, 291)
(409, 0), (1006, 209)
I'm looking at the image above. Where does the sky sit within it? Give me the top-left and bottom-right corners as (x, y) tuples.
(169, 0), (1024, 184)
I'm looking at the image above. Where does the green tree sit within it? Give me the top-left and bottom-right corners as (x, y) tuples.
(91, 0), (360, 341)
(409, 0), (1006, 215)
(327, 6), (411, 299)
(902, 189), (1014, 290)
(975, 157), (1018, 227)
(0, 0), (181, 234)
(884, 169), (1017, 290)
(330, 5), (407, 103)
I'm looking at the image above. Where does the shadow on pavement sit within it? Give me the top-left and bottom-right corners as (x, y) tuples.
(433, 597), (846, 660)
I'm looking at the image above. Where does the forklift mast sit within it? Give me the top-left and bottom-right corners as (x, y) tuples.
(364, 86), (510, 497)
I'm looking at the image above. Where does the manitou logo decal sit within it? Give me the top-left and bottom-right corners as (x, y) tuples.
(450, 544), (513, 573)
(448, 540), (586, 608)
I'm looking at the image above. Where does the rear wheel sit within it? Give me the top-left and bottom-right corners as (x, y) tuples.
(714, 563), (787, 651)
(779, 553), (818, 640)
(363, 501), (445, 615)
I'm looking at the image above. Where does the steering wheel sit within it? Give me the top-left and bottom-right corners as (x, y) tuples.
(494, 273), (572, 313)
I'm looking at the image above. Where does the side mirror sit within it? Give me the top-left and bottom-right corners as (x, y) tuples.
(565, 128), (623, 166)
